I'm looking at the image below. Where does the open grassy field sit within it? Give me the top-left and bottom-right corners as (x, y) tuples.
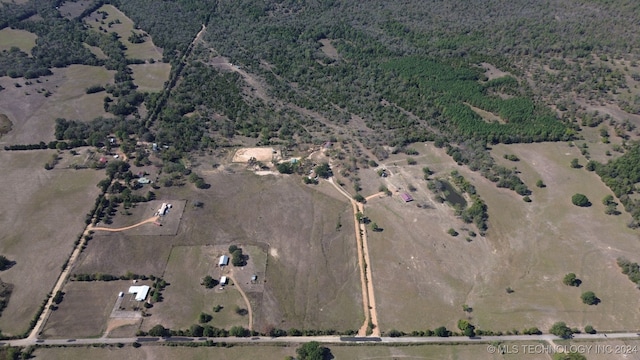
(141, 245), (248, 333)
(0, 65), (115, 144)
(57, 0), (93, 19)
(84, 4), (163, 61)
(0, 151), (105, 335)
(74, 169), (363, 333)
(41, 280), (136, 339)
(30, 340), (629, 360)
(366, 141), (640, 334)
(130, 63), (171, 92)
(0, 28), (37, 55)
(82, 43), (108, 59)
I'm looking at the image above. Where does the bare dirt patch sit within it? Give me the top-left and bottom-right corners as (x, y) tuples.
(319, 38), (339, 60)
(0, 65), (115, 144)
(480, 62), (512, 80)
(0, 151), (105, 335)
(130, 63), (171, 92)
(232, 147), (277, 163)
(0, 28), (37, 55)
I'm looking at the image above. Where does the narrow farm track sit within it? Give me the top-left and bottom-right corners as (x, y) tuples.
(228, 274), (253, 332)
(327, 178), (379, 336)
(90, 216), (159, 232)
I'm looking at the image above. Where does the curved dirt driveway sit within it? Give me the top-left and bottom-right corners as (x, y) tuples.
(90, 216), (159, 232)
(228, 274), (253, 331)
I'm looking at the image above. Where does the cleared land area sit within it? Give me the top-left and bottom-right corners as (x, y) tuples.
(0, 28), (37, 55)
(368, 141), (640, 333)
(141, 245), (248, 333)
(41, 281), (135, 338)
(0, 65), (115, 144)
(0, 151), (104, 335)
(130, 63), (171, 92)
(74, 170), (363, 333)
(57, 0), (93, 19)
(84, 4), (163, 60)
(232, 147), (277, 163)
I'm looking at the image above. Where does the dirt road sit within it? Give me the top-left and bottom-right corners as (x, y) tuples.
(327, 178), (380, 336)
(228, 273), (253, 332)
(90, 216), (159, 232)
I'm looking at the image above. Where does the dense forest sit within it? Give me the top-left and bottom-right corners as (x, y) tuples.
(3, 0), (640, 202)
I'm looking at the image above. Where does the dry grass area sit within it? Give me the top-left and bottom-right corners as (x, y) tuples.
(57, 0), (93, 19)
(141, 245), (248, 332)
(130, 63), (171, 92)
(82, 43), (108, 59)
(28, 341), (609, 360)
(33, 345), (297, 360)
(0, 28), (37, 55)
(365, 141), (640, 334)
(0, 151), (105, 335)
(84, 4), (163, 60)
(319, 38), (339, 60)
(0, 65), (115, 144)
(41, 281), (135, 338)
(92, 199), (186, 236)
(75, 170), (362, 332)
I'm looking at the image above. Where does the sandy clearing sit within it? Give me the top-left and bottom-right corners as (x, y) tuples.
(232, 147), (276, 163)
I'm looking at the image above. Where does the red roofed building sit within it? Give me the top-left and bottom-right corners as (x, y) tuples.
(400, 193), (413, 202)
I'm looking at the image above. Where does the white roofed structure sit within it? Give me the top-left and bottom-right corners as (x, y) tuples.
(128, 285), (150, 302)
(219, 255), (229, 266)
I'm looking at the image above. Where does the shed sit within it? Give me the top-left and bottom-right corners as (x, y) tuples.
(219, 255), (229, 266)
(400, 193), (413, 202)
(251, 275), (258, 282)
(128, 285), (150, 302)
(220, 276), (228, 285)
(118, 291), (124, 297)
(138, 177), (151, 184)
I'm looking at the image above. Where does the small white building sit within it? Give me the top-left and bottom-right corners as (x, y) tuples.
(220, 276), (228, 285)
(219, 255), (229, 266)
(128, 285), (150, 302)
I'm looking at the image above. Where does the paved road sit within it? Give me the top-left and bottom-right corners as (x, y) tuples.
(4, 333), (640, 348)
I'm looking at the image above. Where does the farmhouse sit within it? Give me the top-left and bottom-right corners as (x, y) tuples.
(219, 255), (229, 266)
(400, 193), (413, 202)
(128, 285), (150, 302)
(156, 203), (172, 216)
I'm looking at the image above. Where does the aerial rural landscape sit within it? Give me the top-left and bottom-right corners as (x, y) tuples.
(2, 0), (640, 359)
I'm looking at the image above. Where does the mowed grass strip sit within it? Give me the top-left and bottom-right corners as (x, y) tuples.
(0, 28), (37, 55)
(0, 151), (105, 335)
(84, 4), (163, 60)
